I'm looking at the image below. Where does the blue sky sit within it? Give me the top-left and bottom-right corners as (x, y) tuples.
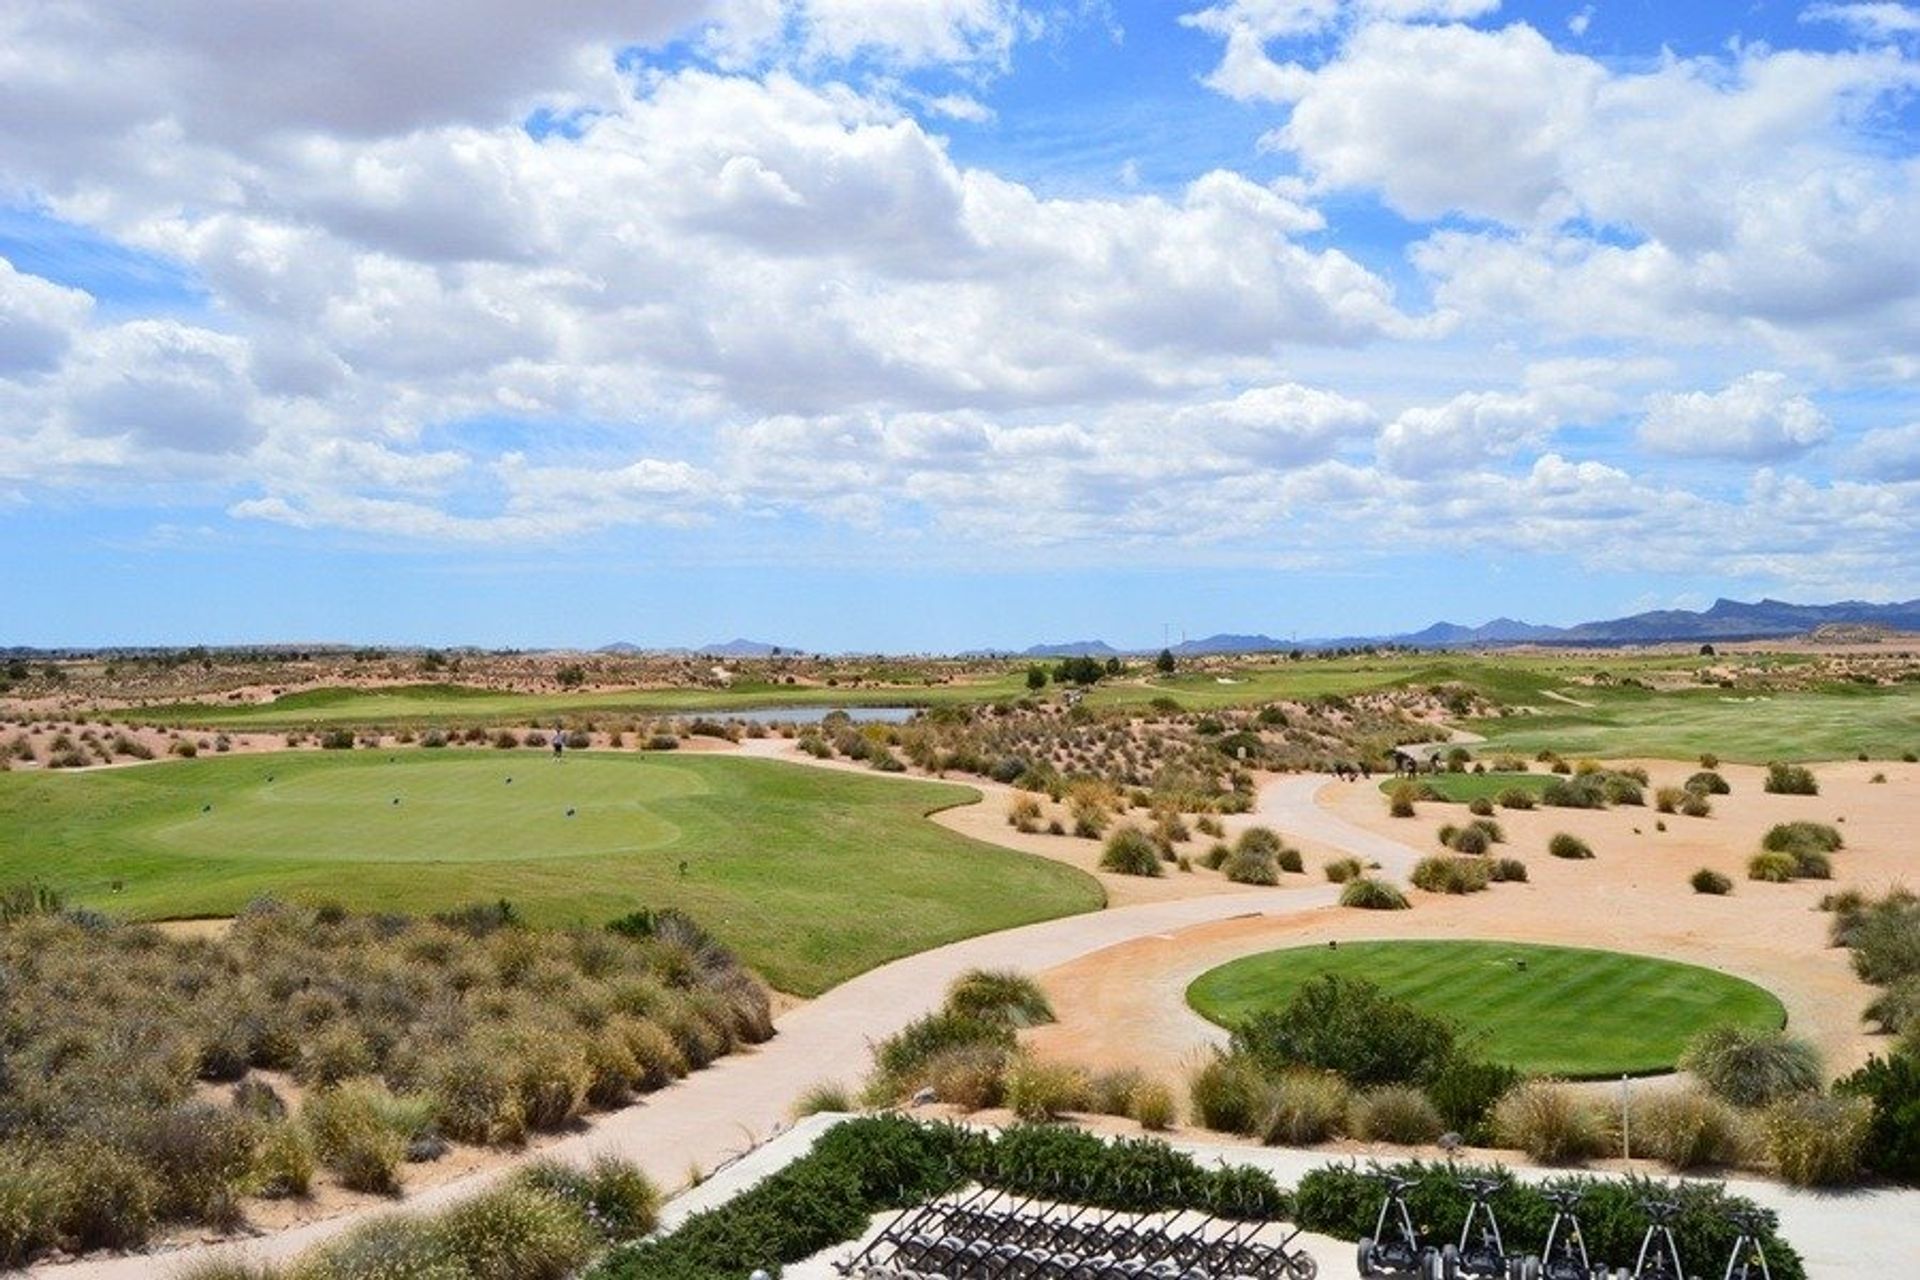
(2, 0), (1918, 651)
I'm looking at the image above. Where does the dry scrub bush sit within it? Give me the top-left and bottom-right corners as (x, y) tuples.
(1323, 857), (1363, 883)
(1258, 1070), (1351, 1146)
(1005, 1057), (1093, 1121)
(1631, 1089), (1760, 1171)
(1100, 826), (1164, 877)
(1410, 856), (1491, 895)
(1491, 1082), (1609, 1165)
(1763, 1094), (1871, 1187)
(1340, 877), (1410, 910)
(1548, 833), (1593, 860)
(1351, 1086), (1445, 1144)
(1681, 1027), (1822, 1108)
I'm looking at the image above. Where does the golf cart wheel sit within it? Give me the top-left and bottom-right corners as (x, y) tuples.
(1422, 1249), (1447, 1280)
(1286, 1253), (1319, 1280)
(1440, 1244), (1459, 1280)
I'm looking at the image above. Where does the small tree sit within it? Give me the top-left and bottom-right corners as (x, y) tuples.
(1025, 665), (1047, 691)
(556, 663), (587, 689)
(1155, 648), (1176, 674)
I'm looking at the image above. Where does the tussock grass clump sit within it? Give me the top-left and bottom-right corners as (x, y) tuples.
(1762, 821), (1843, 854)
(1691, 868), (1733, 895)
(1350, 1086), (1445, 1145)
(1763, 1094), (1870, 1187)
(1005, 1057), (1093, 1122)
(1100, 827), (1164, 877)
(946, 969), (1056, 1029)
(1496, 788), (1535, 810)
(1631, 1088), (1760, 1171)
(1764, 762), (1819, 795)
(1387, 781), (1421, 818)
(1323, 857), (1363, 883)
(1547, 833), (1593, 860)
(1222, 845), (1278, 885)
(1491, 1081), (1609, 1165)
(1686, 770), (1731, 795)
(1410, 856), (1491, 895)
(1681, 1026), (1821, 1108)
(1340, 877), (1409, 910)
(1188, 1054), (1272, 1136)
(1128, 1080), (1177, 1131)
(1257, 1070), (1351, 1146)
(1488, 857), (1527, 883)
(1747, 850), (1800, 883)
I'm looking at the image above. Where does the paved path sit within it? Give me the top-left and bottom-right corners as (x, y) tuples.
(1255, 774), (1426, 876)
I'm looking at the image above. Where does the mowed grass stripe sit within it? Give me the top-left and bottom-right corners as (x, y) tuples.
(0, 751), (1104, 997)
(1186, 940), (1784, 1078)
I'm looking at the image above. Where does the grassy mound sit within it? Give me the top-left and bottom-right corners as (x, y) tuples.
(1186, 940), (1784, 1078)
(0, 752), (1102, 995)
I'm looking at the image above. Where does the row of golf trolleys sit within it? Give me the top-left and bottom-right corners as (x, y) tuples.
(837, 1178), (1321, 1280)
(1359, 1175), (1774, 1280)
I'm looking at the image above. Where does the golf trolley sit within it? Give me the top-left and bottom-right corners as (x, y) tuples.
(1716, 1205), (1772, 1280)
(1358, 1174), (1443, 1279)
(1619, 1199), (1686, 1280)
(1439, 1178), (1535, 1280)
(1535, 1188), (1606, 1280)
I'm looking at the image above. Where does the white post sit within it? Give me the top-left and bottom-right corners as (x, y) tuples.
(1621, 1074), (1631, 1164)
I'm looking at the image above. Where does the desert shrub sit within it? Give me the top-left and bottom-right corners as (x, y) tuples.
(1763, 1093), (1870, 1187)
(1681, 1026), (1821, 1107)
(1488, 857), (1527, 883)
(1425, 1056), (1522, 1145)
(1449, 824), (1490, 855)
(1679, 791), (1713, 818)
(52, 1140), (162, 1252)
(1762, 821), (1843, 854)
(1601, 775), (1644, 806)
(1005, 1057), (1092, 1122)
(294, 1022), (375, 1087)
(1351, 1086), (1445, 1144)
(1747, 850), (1799, 883)
(0, 1151), (63, 1267)
(945, 969), (1055, 1028)
(511, 1155), (661, 1243)
(1863, 977), (1920, 1034)
(250, 1120), (314, 1198)
(1410, 855), (1491, 895)
(1275, 845), (1303, 873)
(1541, 777), (1605, 809)
(428, 1048), (528, 1146)
(1632, 1088), (1759, 1171)
(1467, 796), (1494, 816)
(1838, 891), (1920, 985)
(1258, 1070), (1351, 1145)
(919, 1044), (1012, 1111)
(1007, 795), (1042, 832)
(1387, 781), (1420, 818)
(1691, 868), (1733, 895)
(869, 1012), (1014, 1100)
(1654, 786), (1686, 813)
(318, 728), (355, 751)
(1764, 762), (1819, 795)
(1491, 1081), (1609, 1164)
(1099, 827), (1164, 877)
(1232, 974), (1454, 1087)
(1496, 786), (1537, 812)
(1129, 1080), (1177, 1131)
(1087, 1068), (1148, 1117)
(1340, 877), (1409, 910)
(1236, 826), (1283, 857)
(302, 1083), (410, 1194)
(644, 733), (680, 751)
(502, 1035), (592, 1132)
(1222, 845), (1278, 885)
(1787, 848), (1832, 879)
(1323, 856), (1363, 883)
(1199, 841), (1231, 870)
(135, 1102), (257, 1227)
(1837, 1053), (1920, 1184)
(791, 1081), (855, 1118)
(1547, 833), (1593, 860)
(1188, 1054), (1272, 1136)
(1686, 770), (1730, 795)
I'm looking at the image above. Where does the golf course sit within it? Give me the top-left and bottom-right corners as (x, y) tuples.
(1186, 940), (1787, 1078)
(0, 750), (1103, 994)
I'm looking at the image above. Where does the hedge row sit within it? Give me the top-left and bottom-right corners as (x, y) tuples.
(590, 1118), (1286, 1280)
(1294, 1161), (1803, 1280)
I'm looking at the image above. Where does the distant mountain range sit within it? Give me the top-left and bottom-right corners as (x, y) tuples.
(1159, 597), (1920, 655)
(598, 638), (798, 658)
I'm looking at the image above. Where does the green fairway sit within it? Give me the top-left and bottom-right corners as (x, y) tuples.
(1468, 684), (1920, 763)
(1187, 940), (1785, 1078)
(0, 752), (1102, 996)
(1377, 772), (1554, 803)
(122, 677), (1030, 731)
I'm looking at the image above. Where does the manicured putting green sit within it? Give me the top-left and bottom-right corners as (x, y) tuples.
(1376, 772), (1553, 804)
(0, 751), (1102, 996)
(1187, 940), (1785, 1078)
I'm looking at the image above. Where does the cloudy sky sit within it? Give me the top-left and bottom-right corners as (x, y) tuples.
(3, 0), (1918, 650)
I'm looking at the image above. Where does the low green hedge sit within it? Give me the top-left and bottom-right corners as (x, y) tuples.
(591, 1118), (1286, 1280)
(1293, 1161), (1803, 1280)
